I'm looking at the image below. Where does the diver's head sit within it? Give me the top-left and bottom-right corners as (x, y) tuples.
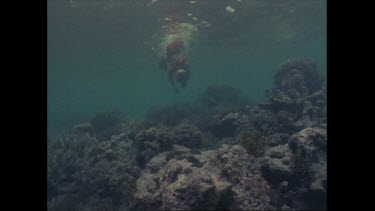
(175, 69), (189, 87)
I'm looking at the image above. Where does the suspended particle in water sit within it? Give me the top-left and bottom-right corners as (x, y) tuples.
(190, 1), (196, 4)
(164, 17), (172, 21)
(187, 13), (192, 16)
(192, 17), (198, 21)
(225, 5), (236, 13)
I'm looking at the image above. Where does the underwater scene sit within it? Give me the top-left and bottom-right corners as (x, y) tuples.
(48, 0), (326, 210)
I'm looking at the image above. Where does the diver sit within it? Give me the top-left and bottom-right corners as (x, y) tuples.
(159, 37), (190, 92)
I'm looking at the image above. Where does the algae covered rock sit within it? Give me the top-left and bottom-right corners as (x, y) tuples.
(134, 123), (204, 167)
(260, 144), (294, 187)
(134, 125), (171, 168)
(236, 130), (268, 157)
(287, 127), (327, 210)
(258, 59), (326, 135)
(48, 130), (140, 211)
(273, 58), (324, 95)
(133, 144), (273, 210)
(210, 111), (251, 138)
(80, 133), (140, 205)
(251, 107), (281, 136)
(260, 127), (327, 210)
(169, 123), (204, 148)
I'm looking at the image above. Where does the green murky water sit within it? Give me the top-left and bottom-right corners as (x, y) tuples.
(48, 0), (326, 138)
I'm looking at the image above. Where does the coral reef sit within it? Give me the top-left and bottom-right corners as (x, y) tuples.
(260, 145), (294, 187)
(288, 128), (327, 208)
(47, 132), (98, 200)
(259, 58), (326, 134)
(48, 130), (140, 211)
(89, 109), (127, 141)
(48, 58), (326, 211)
(169, 123), (204, 148)
(266, 133), (290, 147)
(210, 111), (251, 138)
(273, 59), (323, 95)
(145, 84), (250, 133)
(236, 130), (267, 157)
(134, 125), (172, 168)
(132, 144), (273, 210)
(250, 107), (281, 136)
(80, 133), (140, 207)
(134, 123), (204, 167)
(260, 127), (327, 210)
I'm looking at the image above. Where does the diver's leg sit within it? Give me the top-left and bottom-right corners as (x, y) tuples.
(169, 71), (178, 92)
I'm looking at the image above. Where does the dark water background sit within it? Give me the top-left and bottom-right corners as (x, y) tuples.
(48, 0), (326, 138)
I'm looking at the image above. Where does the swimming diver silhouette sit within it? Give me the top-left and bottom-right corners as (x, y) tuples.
(159, 37), (190, 92)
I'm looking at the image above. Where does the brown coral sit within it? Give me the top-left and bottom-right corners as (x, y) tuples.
(236, 130), (267, 157)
